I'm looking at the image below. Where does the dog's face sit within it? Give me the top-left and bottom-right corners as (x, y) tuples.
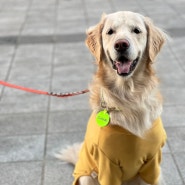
(102, 12), (147, 77)
(86, 11), (166, 78)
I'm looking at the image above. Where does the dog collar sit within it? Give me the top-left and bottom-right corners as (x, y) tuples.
(96, 89), (121, 127)
(100, 89), (121, 112)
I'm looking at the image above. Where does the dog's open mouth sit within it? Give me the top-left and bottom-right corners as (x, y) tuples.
(112, 56), (139, 76)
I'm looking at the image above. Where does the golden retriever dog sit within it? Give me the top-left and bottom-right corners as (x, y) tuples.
(58, 11), (167, 185)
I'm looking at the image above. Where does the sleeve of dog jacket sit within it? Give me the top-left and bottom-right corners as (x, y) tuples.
(92, 144), (123, 185)
(139, 149), (162, 184)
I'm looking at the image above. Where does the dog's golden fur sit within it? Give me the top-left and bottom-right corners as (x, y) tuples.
(87, 12), (165, 137)
(58, 11), (167, 185)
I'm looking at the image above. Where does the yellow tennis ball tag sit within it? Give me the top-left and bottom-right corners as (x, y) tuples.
(96, 110), (110, 127)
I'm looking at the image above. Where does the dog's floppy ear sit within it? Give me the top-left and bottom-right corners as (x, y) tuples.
(86, 14), (106, 62)
(145, 17), (166, 63)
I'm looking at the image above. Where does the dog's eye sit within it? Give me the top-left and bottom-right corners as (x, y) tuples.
(107, 28), (114, 35)
(133, 27), (142, 34)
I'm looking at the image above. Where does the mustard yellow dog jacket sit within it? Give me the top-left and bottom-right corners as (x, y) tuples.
(73, 112), (166, 185)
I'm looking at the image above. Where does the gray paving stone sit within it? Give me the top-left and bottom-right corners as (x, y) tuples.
(0, 12), (25, 36)
(10, 44), (53, 81)
(0, 9), (26, 36)
(143, 7), (184, 30)
(0, 45), (15, 60)
(159, 73), (185, 90)
(0, 112), (47, 136)
(157, 44), (185, 89)
(48, 110), (91, 133)
(166, 28), (185, 38)
(44, 160), (73, 185)
(143, 3), (176, 15)
(0, 13), (26, 25)
(161, 88), (185, 106)
(22, 23), (55, 36)
(85, 0), (112, 13)
(14, 44), (53, 62)
(57, 8), (85, 21)
(54, 42), (91, 59)
(161, 153), (183, 185)
(51, 42), (93, 94)
(162, 106), (185, 127)
(58, 0), (83, 11)
(46, 132), (84, 160)
(174, 153), (185, 183)
(50, 94), (90, 112)
(0, 135), (45, 162)
(53, 57), (92, 75)
(22, 9), (56, 35)
(0, 161), (42, 185)
(169, 1), (185, 15)
(0, 93), (49, 114)
(27, 9), (56, 23)
(166, 127), (185, 153)
(156, 45), (184, 78)
(111, 0), (142, 13)
(52, 75), (90, 92)
(56, 19), (87, 35)
(0, 45), (14, 79)
(51, 65), (92, 92)
(0, 85), (3, 94)
(169, 37), (185, 71)
(0, 24), (21, 37)
(8, 65), (51, 88)
(2, 0), (30, 10)
(31, 0), (57, 9)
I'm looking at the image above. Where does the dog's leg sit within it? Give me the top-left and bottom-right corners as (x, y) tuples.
(55, 142), (83, 165)
(78, 176), (100, 185)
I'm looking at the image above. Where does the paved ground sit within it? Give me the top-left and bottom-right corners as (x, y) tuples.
(0, 0), (185, 185)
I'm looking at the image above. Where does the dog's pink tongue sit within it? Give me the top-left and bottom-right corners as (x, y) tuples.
(115, 61), (131, 74)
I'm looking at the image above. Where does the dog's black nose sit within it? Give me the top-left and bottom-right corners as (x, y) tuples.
(114, 39), (130, 52)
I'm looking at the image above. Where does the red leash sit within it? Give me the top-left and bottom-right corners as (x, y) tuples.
(0, 80), (89, 98)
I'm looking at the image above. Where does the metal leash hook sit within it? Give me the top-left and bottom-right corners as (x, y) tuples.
(48, 89), (89, 97)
